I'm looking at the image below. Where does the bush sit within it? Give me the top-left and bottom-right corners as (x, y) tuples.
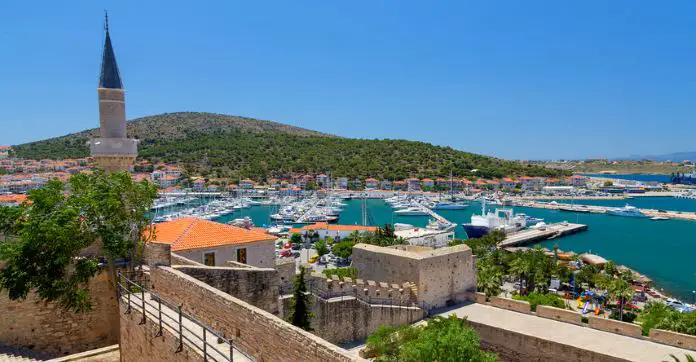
(512, 292), (565, 312)
(610, 310), (637, 323)
(641, 301), (696, 336)
(365, 315), (497, 362)
(323, 267), (358, 279)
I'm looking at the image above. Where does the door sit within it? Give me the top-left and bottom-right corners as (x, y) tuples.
(203, 252), (216, 266)
(236, 248), (247, 264)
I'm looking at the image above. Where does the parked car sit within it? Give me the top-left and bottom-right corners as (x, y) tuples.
(280, 249), (292, 258)
(292, 252), (300, 258)
(291, 243), (302, 250)
(308, 255), (319, 263)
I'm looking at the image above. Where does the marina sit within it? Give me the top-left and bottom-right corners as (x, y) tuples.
(499, 222), (588, 247)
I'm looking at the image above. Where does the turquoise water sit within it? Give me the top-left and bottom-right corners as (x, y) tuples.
(581, 173), (672, 183)
(199, 197), (696, 301)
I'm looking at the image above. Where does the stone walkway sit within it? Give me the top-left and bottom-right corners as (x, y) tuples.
(441, 303), (694, 362)
(125, 292), (253, 362)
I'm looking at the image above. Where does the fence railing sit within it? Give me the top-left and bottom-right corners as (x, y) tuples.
(117, 272), (254, 362)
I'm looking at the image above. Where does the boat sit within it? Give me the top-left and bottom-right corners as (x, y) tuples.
(606, 204), (647, 218)
(518, 213), (544, 226)
(462, 201), (527, 238)
(394, 207), (429, 216)
(228, 216), (254, 229)
(650, 216), (669, 221)
(558, 205), (591, 213)
(671, 165), (696, 185)
(431, 202), (469, 210)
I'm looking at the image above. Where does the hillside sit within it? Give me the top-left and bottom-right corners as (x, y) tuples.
(12, 112), (570, 181)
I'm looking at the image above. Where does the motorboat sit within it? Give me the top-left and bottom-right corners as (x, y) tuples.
(606, 204), (647, 218)
(431, 202), (469, 210)
(462, 200), (527, 238)
(394, 207), (428, 216)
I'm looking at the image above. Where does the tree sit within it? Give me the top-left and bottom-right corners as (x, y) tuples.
(476, 258), (503, 297)
(288, 266), (313, 331)
(290, 233), (303, 245)
(0, 171), (158, 312)
(604, 180), (614, 187)
(332, 240), (355, 259)
(604, 261), (618, 277)
(315, 240), (328, 257)
(608, 278), (634, 322)
(366, 315), (497, 362)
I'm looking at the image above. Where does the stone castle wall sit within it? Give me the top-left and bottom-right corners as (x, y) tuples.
(467, 319), (627, 362)
(0, 270), (119, 358)
(351, 243), (477, 308)
(279, 294), (425, 344)
(172, 265), (279, 315)
(119, 302), (202, 362)
(306, 273), (416, 305)
(149, 266), (360, 362)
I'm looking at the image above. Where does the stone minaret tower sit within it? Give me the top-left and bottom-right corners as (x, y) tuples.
(89, 13), (137, 173)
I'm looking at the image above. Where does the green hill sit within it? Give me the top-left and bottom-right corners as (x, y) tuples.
(12, 112), (569, 181)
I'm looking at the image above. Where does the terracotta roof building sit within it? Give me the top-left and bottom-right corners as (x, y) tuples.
(289, 222), (378, 241)
(150, 217), (277, 267)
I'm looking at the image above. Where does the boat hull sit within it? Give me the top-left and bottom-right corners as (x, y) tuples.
(462, 224), (490, 239)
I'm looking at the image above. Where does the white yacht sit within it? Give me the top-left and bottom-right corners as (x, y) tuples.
(394, 207), (428, 216)
(606, 204), (646, 218)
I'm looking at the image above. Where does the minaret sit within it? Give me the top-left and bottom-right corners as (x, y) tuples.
(89, 12), (137, 173)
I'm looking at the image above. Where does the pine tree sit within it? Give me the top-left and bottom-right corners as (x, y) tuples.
(288, 266), (313, 331)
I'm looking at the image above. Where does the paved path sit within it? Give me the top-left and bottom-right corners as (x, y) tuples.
(441, 303), (694, 362)
(125, 293), (253, 362)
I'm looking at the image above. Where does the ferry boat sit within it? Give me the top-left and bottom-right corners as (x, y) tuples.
(394, 207), (429, 216)
(431, 202), (469, 210)
(606, 204), (647, 218)
(462, 201), (527, 238)
(671, 166), (696, 185)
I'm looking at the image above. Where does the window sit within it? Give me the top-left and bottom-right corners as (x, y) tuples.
(236, 248), (247, 264)
(203, 252), (216, 266)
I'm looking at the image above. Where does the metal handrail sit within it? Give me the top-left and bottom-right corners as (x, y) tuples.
(117, 272), (255, 362)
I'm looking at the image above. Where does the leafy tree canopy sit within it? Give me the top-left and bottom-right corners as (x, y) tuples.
(0, 171), (158, 312)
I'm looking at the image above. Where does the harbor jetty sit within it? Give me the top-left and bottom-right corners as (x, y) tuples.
(512, 200), (696, 222)
(500, 222), (588, 247)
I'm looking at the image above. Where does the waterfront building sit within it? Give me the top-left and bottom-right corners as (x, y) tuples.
(501, 177), (517, 191)
(407, 178), (421, 191)
(570, 175), (588, 186)
(365, 177), (378, 189)
(0, 146), (9, 159)
(239, 179), (255, 189)
(393, 180), (408, 190)
(336, 177), (348, 189)
(381, 179), (393, 190)
(88, 14), (137, 173)
(315, 173), (330, 188)
(150, 217), (277, 267)
(288, 222), (378, 241)
(422, 178), (434, 189)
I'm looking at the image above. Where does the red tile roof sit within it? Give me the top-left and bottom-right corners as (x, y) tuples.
(149, 217), (276, 251)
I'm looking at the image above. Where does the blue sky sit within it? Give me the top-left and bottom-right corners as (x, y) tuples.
(1, 1), (695, 160)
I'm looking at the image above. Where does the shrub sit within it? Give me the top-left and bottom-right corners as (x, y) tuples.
(512, 291), (565, 312)
(323, 267), (358, 279)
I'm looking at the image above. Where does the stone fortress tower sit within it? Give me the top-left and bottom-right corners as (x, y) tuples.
(89, 13), (137, 172)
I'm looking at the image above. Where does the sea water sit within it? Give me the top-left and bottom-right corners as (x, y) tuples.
(213, 197), (696, 301)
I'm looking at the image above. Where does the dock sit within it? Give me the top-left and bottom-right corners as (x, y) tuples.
(512, 200), (696, 222)
(500, 222), (588, 247)
(415, 204), (456, 226)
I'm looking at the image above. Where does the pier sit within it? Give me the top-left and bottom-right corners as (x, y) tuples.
(415, 204), (455, 226)
(500, 222), (588, 247)
(513, 200), (696, 222)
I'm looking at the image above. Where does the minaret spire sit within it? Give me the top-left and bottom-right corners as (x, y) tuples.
(91, 12), (137, 173)
(99, 10), (123, 89)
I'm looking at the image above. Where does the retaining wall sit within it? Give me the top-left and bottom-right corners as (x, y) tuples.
(172, 265), (279, 314)
(149, 266), (361, 362)
(0, 270), (119, 358)
(489, 297), (531, 314)
(536, 305), (583, 326)
(649, 328), (696, 351)
(279, 294), (424, 344)
(588, 316), (642, 338)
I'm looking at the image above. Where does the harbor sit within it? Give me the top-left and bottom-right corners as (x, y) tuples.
(512, 199), (696, 222)
(499, 222), (588, 247)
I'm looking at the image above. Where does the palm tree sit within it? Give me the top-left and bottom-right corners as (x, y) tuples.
(477, 259), (503, 297)
(665, 354), (695, 362)
(608, 279), (634, 321)
(509, 253), (531, 294)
